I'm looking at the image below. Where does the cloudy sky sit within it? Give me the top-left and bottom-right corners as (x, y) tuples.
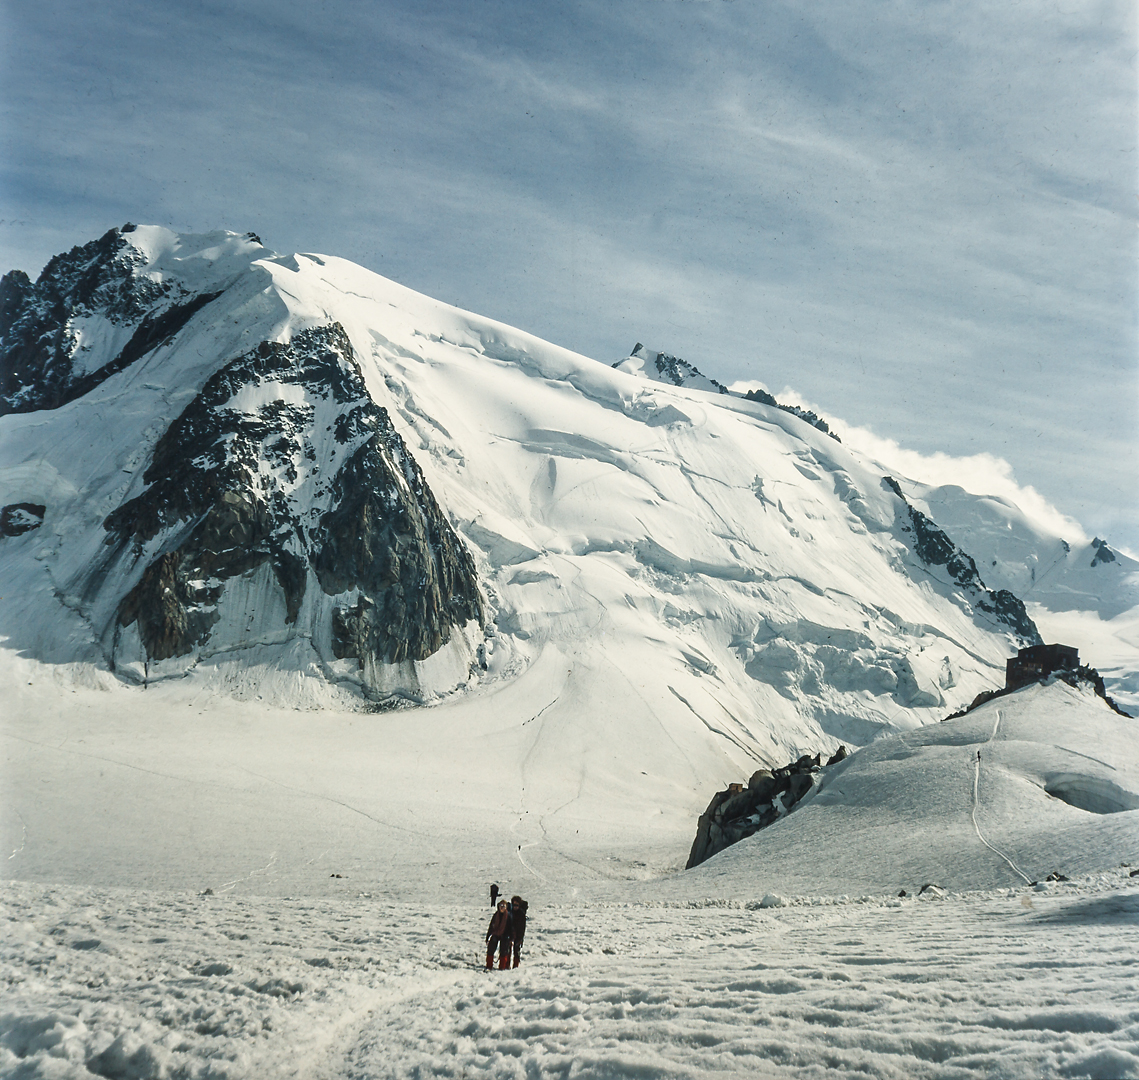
(2, 0), (1135, 550)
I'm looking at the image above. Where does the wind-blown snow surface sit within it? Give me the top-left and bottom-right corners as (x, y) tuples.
(3, 655), (1138, 1077)
(4, 875), (1138, 1080)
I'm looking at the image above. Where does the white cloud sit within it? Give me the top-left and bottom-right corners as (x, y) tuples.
(730, 376), (1099, 546)
(742, 380), (1093, 546)
(840, 428), (1090, 545)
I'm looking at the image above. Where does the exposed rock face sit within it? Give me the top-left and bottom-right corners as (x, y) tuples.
(686, 747), (847, 869)
(313, 434), (483, 666)
(614, 342), (841, 439)
(883, 476), (1040, 647)
(0, 224), (222, 415)
(743, 387), (840, 440)
(0, 503), (46, 537)
(101, 322), (483, 684)
(1090, 538), (1116, 567)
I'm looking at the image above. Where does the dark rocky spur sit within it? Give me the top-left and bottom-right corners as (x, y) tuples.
(883, 476), (1040, 647)
(98, 322), (483, 678)
(687, 746), (848, 868)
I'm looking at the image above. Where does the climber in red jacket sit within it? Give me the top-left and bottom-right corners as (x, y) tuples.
(485, 899), (512, 970)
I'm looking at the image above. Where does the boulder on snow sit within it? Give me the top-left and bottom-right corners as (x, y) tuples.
(0, 502), (45, 536)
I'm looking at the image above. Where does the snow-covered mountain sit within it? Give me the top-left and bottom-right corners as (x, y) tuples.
(898, 478), (1139, 707)
(4, 227), (1138, 1080)
(611, 343), (730, 395)
(1, 226), (1135, 770)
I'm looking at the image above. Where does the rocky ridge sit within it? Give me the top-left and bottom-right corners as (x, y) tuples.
(686, 746), (849, 868)
(611, 343), (840, 440)
(883, 476), (1040, 647)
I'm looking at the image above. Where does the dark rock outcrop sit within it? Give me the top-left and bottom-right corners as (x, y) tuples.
(686, 748), (846, 868)
(0, 503), (46, 537)
(614, 342), (841, 439)
(0, 224), (220, 415)
(619, 343), (731, 393)
(743, 387), (840, 441)
(882, 476), (1040, 647)
(1090, 538), (1116, 567)
(312, 425), (484, 666)
(102, 322), (483, 674)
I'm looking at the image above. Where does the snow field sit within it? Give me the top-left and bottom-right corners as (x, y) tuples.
(3, 876), (1138, 1079)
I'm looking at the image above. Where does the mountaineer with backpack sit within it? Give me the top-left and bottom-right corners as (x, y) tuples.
(510, 896), (528, 968)
(485, 899), (512, 970)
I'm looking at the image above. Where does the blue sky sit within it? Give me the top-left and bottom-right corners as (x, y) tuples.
(2, 0), (1136, 550)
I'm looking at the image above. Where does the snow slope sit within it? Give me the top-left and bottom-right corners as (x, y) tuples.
(662, 681), (1139, 900)
(2, 674), (1137, 1079)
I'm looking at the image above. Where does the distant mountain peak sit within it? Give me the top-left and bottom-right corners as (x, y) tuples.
(612, 343), (729, 395)
(612, 342), (839, 441)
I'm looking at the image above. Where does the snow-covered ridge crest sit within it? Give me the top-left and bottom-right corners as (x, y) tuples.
(0, 225), (1134, 743)
(612, 342), (730, 395)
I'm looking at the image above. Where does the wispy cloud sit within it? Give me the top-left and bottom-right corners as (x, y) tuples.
(1, 0), (1134, 550)
(835, 427), (1091, 548)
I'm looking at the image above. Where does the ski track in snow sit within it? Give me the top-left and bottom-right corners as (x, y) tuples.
(3, 877), (1138, 1080)
(971, 710), (1032, 885)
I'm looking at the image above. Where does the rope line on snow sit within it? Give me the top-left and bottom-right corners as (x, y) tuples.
(970, 709), (1032, 884)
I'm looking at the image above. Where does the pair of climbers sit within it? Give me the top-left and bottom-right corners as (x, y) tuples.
(485, 887), (528, 970)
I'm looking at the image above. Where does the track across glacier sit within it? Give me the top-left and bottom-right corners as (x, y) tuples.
(3, 875), (1137, 1079)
